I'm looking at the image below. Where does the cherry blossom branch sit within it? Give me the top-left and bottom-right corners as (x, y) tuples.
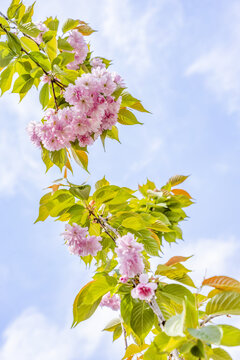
(88, 209), (117, 243)
(0, 22), (65, 90)
(99, 215), (120, 238)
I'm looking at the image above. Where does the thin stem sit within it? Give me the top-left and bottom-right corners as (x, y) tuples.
(200, 314), (221, 327)
(51, 80), (58, 110)
(88, 209), (117, 243)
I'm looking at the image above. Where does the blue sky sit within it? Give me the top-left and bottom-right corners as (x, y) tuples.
(0, 0), (240, 359)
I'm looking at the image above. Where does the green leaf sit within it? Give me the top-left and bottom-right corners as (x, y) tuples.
(39, 83), (49, 108)
(71, 146), (88, 172)
(206, 291), (240, 316)
(20, 36), (39, 51)
(72, 275), (117, 327)
(62, 18), (80, 33)
(75, 21), (96, 36)
(130, 301), (154, 341)
(49, 149), (67, 171)
(118, 108), (142, 125)
(0, 61), (15, 95)
(121, 92), (150, 113)
(191, 340), (205, 358)
(52, 52), (75, 67)
(44, 17), (59, 31)
(0, 48), (14, 67)
(95, 176), (110, 190)
(218, 325), (240, 346)
(188, 326), (222, 345)
(18, 23), (40, 37)
(141, 234), (159, 256)
(7, 0), (21, 19)
(164, 311), (185, 337)
(12, 74), (34, 94)
(41, 147), (53, 172)
(184, 296), (198, 330)
(124, 344), (149, 360)
(121, 294), (133, 326)
(211, 348), (232, 360)
(161, 284), (195, 305)
(44, 35), (57, 62)
(122, 214), (146, 231)
(7, 32), (22, 54)
(103, 318), (121, 332)
(156, 263), (195, 288)
(167, 175), (189, 187)
(57, 37), (73, 51)
(20, 3), (35, 23)
(106, 126), (120, 142)
(69, 185), (91, 200)
(29, 51), (51, 72)
(113, 324), (122, 341)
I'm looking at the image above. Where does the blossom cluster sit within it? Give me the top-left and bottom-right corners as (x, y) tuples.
(100, 292), (120, 311)
(62, 223), (102, 257)
(28, 66), (123, 151)
(116, 233), (144, 278)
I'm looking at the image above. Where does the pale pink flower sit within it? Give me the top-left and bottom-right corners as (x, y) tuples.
(62, 223), (102, 257)
(119, 275), (129, 283)
(90, 58), (105, 69)
(27, 121), (42, 147)
(111, 72), (125, 87)
(131, 274), (157, 301)
(66, 30), (88, 69)
(40, 74), (51, 84)
(116, 233), (144, 278)
(100, 292), (120, 311)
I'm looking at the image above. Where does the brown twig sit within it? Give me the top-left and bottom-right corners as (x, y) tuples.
(51, 80), (58, 110)
(88, 209), (117, 243)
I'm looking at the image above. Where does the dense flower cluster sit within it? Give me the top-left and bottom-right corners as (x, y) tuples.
(27, 66), (123, 151)
(131, 274), (157, 301)
(62, 223), (102, 257)
(116, 233), (144, 278)
(66, 30), (88, 70)
(100, 292), (120, 311)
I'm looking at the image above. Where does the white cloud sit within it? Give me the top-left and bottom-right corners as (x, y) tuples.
(186, 2), (240, 115)
(0, 307), (123, 360)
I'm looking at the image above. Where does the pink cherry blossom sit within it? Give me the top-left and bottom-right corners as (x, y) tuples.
(119, 275), (129, 283)
(28, 66), (124, 153)
(100, 292), (120, 311)
(66, 30), (88, 70)
(40, 74), (52, 84)
(62, 223), (102, 257)
(27, 121), (42, 148)
(116, 233), (144, 278)
(131, 274), (157, 301)
(90, 57), (105, 69)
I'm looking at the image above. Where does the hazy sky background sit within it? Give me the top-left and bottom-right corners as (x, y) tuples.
(0, 0), (240, 359)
